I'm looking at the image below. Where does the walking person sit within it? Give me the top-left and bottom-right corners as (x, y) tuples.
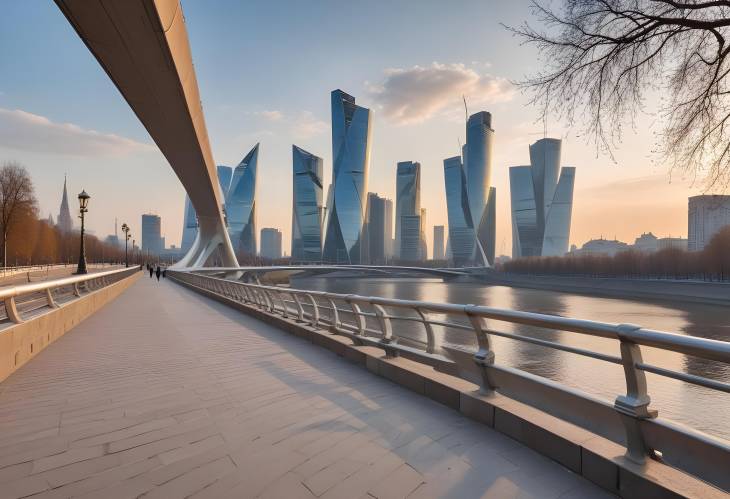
(155, 266), (161, 281)
(162, 268), (167, 278)
(149, 265), (154, 279)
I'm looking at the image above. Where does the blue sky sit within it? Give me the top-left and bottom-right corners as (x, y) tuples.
(0, 1), (698, 255)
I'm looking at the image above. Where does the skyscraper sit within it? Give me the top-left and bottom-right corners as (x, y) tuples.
(510, 138), (576, 258)
(365, 193), (392, 265)
(399, 215), (422, 262)
(323, 90), (372, 264)
(181, 146), (259, 256)
(419, 208), (428, 262)
(433, 225), (445, 261)
(141, 214), (163, 255)
(57, 176), (73, 234)
(442, 112), (497, 267)
(443, 155), (476, 266)
(227, 144), (259, 256)
(260, 228), (282, 260)
(292, 145), (324, 262)
(395, 161), (421, 259)
(688, 195), (730, 251)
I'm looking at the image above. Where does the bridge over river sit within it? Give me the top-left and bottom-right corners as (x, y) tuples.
(0, 268), (727, 498)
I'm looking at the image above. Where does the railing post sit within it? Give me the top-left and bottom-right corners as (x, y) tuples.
(347, 297), (366, 337)
(45, 288), (58, 309)
(465, 305), (496, 392)
(263, 290), (275, 312)
(4, 297), (23, 323)
(292, 293), (305, 322)
(415, 307), (436, 354)
(615, 324), (657, 464)
(373, 303), (397, 356)
(307, 294), (319, 327)
(327, 298), (341, 332)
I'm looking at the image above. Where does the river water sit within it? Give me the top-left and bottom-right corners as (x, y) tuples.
(290, 276), (730, 442)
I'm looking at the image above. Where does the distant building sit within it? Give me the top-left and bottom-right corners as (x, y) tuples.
(399, 215), (422, 262)
(141, 214), (163, 255)
(323, 89), (372, 264)
(57, 176), (73, 234)
(658, 237), (688, 251)
(433, 225), (445, 261)
(570, 238), (629, 257)
(395, 161), (421, 259)
(291, 145), (324, 262)
(633, 232), (658, 252)
(442, 111), (497, 267)
(366, 193), (392, 265)
(688, 195), (730, 251)
(510, 138), (576, 258)
(260, 228), (282, 260)
(419, 208), (427, 261)
(228, 144), (259, 256)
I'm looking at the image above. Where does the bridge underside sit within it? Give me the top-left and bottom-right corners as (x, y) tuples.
(55, 0), (237, 267)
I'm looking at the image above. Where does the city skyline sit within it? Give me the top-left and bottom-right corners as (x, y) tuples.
(0, 1), (706, 257)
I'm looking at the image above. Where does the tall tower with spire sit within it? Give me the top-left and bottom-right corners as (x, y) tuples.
(57, 176), (73, 234)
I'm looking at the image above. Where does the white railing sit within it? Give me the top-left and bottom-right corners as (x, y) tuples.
(0, 266), (141, 325)
(169, 270), (730, 491)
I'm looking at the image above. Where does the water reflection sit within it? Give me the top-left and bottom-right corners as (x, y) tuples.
(291, 276), (730, 441)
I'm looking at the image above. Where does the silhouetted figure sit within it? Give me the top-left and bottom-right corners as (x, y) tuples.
(149, 266), (154, 278)
(155, 266), (161, 281)
(162, 269), (167, 278)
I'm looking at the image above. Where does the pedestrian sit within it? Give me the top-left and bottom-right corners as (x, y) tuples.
(162, 268), (167, 278)
(149, 266), (154, 278)
(155, 266), (161, 281)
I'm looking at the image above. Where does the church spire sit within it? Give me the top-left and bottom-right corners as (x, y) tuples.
(57, 175), (73, 234)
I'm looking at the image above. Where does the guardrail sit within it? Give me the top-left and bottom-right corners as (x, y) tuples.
(169, 270), (730, 491)
(0, 266), (141, 326)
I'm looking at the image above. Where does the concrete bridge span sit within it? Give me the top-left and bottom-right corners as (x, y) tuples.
(55, 0), (237, 268)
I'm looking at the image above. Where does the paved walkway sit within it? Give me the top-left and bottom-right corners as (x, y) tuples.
(0, 277), (611, 498)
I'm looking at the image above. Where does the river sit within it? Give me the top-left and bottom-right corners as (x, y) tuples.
(290, 276), (730, 442)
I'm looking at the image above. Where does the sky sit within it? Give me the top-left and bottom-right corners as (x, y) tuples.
(0, 0), (703, 257)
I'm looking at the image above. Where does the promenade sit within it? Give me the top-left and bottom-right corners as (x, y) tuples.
(0, 277), (610, 498)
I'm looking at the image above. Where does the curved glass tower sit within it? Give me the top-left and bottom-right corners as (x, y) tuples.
(180, 164), (233, 253)
(510, 138), (575, 258)
(395, 161), (421, 259)
(323, 90), (372, 264)
(292, 145), (324, 262)
(443, 155), (476, 266)
(465, 111), (495, 266)
(227, 143), (259, 256)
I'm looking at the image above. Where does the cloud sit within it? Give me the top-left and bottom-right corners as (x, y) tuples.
(0, 108), (154, 157)
(253, 110), (283, 121)
(368, 62), (514, 125)
(291, 111), (327, 139)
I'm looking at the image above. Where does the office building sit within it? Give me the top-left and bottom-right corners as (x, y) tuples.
(510, 138), (576, 258)
(419, 208), (428, 261)
(399, 214), (422, 261)
(260, 228), (282, 260)
(227, 144), (259, 256)
(323, 90), (372, 264)
(291, 145), (324, 262)
(141, 214), (163, 255)
(433, 225), (445, 261)
(442, 112), (497, 267)
(688, 195), (730, 251)
(366, 193), (392, 265)
(395, 161), (421, 260)
(180, 149), (258, 256)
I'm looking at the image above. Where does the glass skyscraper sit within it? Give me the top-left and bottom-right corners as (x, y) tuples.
(365, 193), (392, 265)
(291, 145), (324, 262)
(227, 144), (259, 256)
(510, 138), (575, 258)
(395, 161), (421, 260)
(442, 112), (497, 267)
(323, 90), (372, 264)
(180, 147), (258, 257)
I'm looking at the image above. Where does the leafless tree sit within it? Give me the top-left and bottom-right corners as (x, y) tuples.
(0, 162), (37, 267)
(507, 1), (730, 188)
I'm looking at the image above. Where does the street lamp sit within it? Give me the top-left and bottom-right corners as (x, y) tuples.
(121, 223), (131, 268)
(75, 190), (90, 275)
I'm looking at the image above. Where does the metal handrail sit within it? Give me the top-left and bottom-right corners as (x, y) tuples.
(169, 270), (730, 468)
(0, 266), (139, 325)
